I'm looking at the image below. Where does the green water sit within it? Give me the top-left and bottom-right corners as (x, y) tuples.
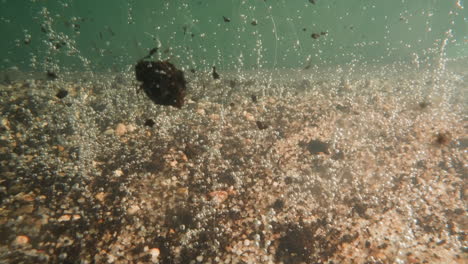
(0, 0), (467, 72)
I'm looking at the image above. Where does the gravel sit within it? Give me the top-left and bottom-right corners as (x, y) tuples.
(0, 64), (466, 263)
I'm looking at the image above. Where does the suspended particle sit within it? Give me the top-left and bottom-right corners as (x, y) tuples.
(223, 16), (231, 23)
(73, 23), (80, 32)
(311, 33), (320, 39)
(107, 26), (115, 36)
(54, 41), (66, 50)
(141, 47), (159, 60)
(251, 20), (258, 26)
(46, 71), (58, 80)
(212, 66), (220, 80)
(309, 0), (317, 4)
(148, 47), (158, 56)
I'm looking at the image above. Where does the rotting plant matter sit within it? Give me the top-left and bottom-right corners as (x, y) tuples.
(135, 55), (187, 108)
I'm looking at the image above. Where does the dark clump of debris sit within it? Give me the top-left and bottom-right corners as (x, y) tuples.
(144, 119), (155, 127)
(135, 60), (187, 108)
(276, 224), (316, 263)
(435, 132), (451, 146)
(311, 33), (320, 39)
(251, 94), (258, 103)
(212, 66), (220, 80)
(276, 220), (342, 263)
(419, 101), (430, 109)
(272, 198), (285, 211)
(46, 71), (58, 80)
(301, 139), (330, 155)
(256, 121), (268, 130)
(56, 89), (68, 99)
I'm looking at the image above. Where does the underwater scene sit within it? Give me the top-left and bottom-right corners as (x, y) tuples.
(0, 0), (467, 263)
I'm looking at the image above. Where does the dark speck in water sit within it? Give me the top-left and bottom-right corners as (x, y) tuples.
(212, 66), (220, 80)
(47, 71), (58, 80)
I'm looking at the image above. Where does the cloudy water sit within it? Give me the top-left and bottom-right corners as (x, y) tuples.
(0, 1), (467, 263)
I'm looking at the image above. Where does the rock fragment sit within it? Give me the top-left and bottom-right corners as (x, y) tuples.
(115, 123), (127, 136)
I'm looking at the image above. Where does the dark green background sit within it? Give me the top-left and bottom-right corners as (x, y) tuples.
(1, 0), (466, 72)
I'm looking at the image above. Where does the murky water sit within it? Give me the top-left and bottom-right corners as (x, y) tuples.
(0, 1), (466, 263)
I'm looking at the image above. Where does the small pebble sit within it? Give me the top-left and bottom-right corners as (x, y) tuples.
(13, 235), (29, 246)
(209, 114), (220, 121)
(196, 108), (206, 115)
(177, 187), (189, 197)
(56, 89), (68, 99)
(115, 123), (127, 136)
(126, 124), (136, 132)
(243, 111), (255, 121)
(58, 214), (71, 222)
(95, 192), (106, 203)
(209, 190), (228, 204)
(113, 169), (124, 177)
(149, 248), (160, 262)
(127, 204), (140, 215)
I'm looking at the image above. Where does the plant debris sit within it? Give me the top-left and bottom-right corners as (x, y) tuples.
(212, 66), (220, 80)
(135, 59), (187, 108)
